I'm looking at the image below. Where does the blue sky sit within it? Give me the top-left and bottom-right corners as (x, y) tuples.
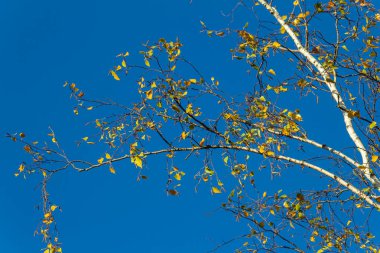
(1, 0), (376, 252)
(0, 1), (254, 252)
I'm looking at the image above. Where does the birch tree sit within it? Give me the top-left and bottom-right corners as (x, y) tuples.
(9, 0), (380, 252)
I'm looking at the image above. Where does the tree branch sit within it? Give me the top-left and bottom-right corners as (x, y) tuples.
(76, 144), (380, 209)
(256, 0), (380, 189)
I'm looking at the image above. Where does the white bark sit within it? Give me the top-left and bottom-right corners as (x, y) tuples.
(256, 0), (380, 189)
(76, 145), (380, 209)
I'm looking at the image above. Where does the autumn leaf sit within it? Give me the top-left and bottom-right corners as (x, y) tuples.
(204, 167), (214, 175)
(97, 157), (104, 164)
(174, 173), (182, 180)
(109, 167), (116, 174)
(215, 31), (225, 37)
(132, 156), (143, 168)
(272, 41), (281, 48)
(144, 59), (150, 67)
(18, 164), (25, 173)
(212, 186), (221, 194)
(110, 70), (120, 81)
(168, 189), (178, 196)
(105, 153), (112, 160)
(341, 45), (349, 51)
(372, 155), (378, 163)
(146, 89), (153, 100)
(24, 145), (31, 153)
(268, 69), (276, 75)
(369, 121), (377, 129)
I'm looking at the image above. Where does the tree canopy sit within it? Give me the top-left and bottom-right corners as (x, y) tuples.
(5, 0), (380, 252)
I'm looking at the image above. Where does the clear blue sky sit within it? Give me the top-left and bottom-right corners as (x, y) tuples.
(0, 0), (375, 252)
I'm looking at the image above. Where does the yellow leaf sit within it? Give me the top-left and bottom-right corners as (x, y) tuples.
(272, 41), (281, 48)
(369, 121), (377, 129)
(185, 103), (193, 114)
(268, 69), (276, 75)
(50, 205), (58, 212)
(82, 137), (89, 141)
(132, 156), (143, 168)
(110, 70), (120, 81)
(105, 153), (112, 160)
(280, 26), (286, 34)
(297, 12), (309, 19)
(199, 138), (205, 146)
(144, 59), (150, 67)
(341, 45), (349, 51)
(97, 157), (104, 164)
(189, 78), (197, 84)
(205, 167), (214, 175)
(181, 131), (187, 140)
(52, 137), (57, 143)
(109, 167), (116, 174)
(96, 119), (102, 127)
(174, 173), (182, 181)
(121, 59), (126, 68)
(212, 186), (222, 194)
(372, 155), (378, 163)
(18, 164), (25, 173)
(146, 89), (153, 100)
(87, 106), (93, 110)
(293, 0), (299, 5)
